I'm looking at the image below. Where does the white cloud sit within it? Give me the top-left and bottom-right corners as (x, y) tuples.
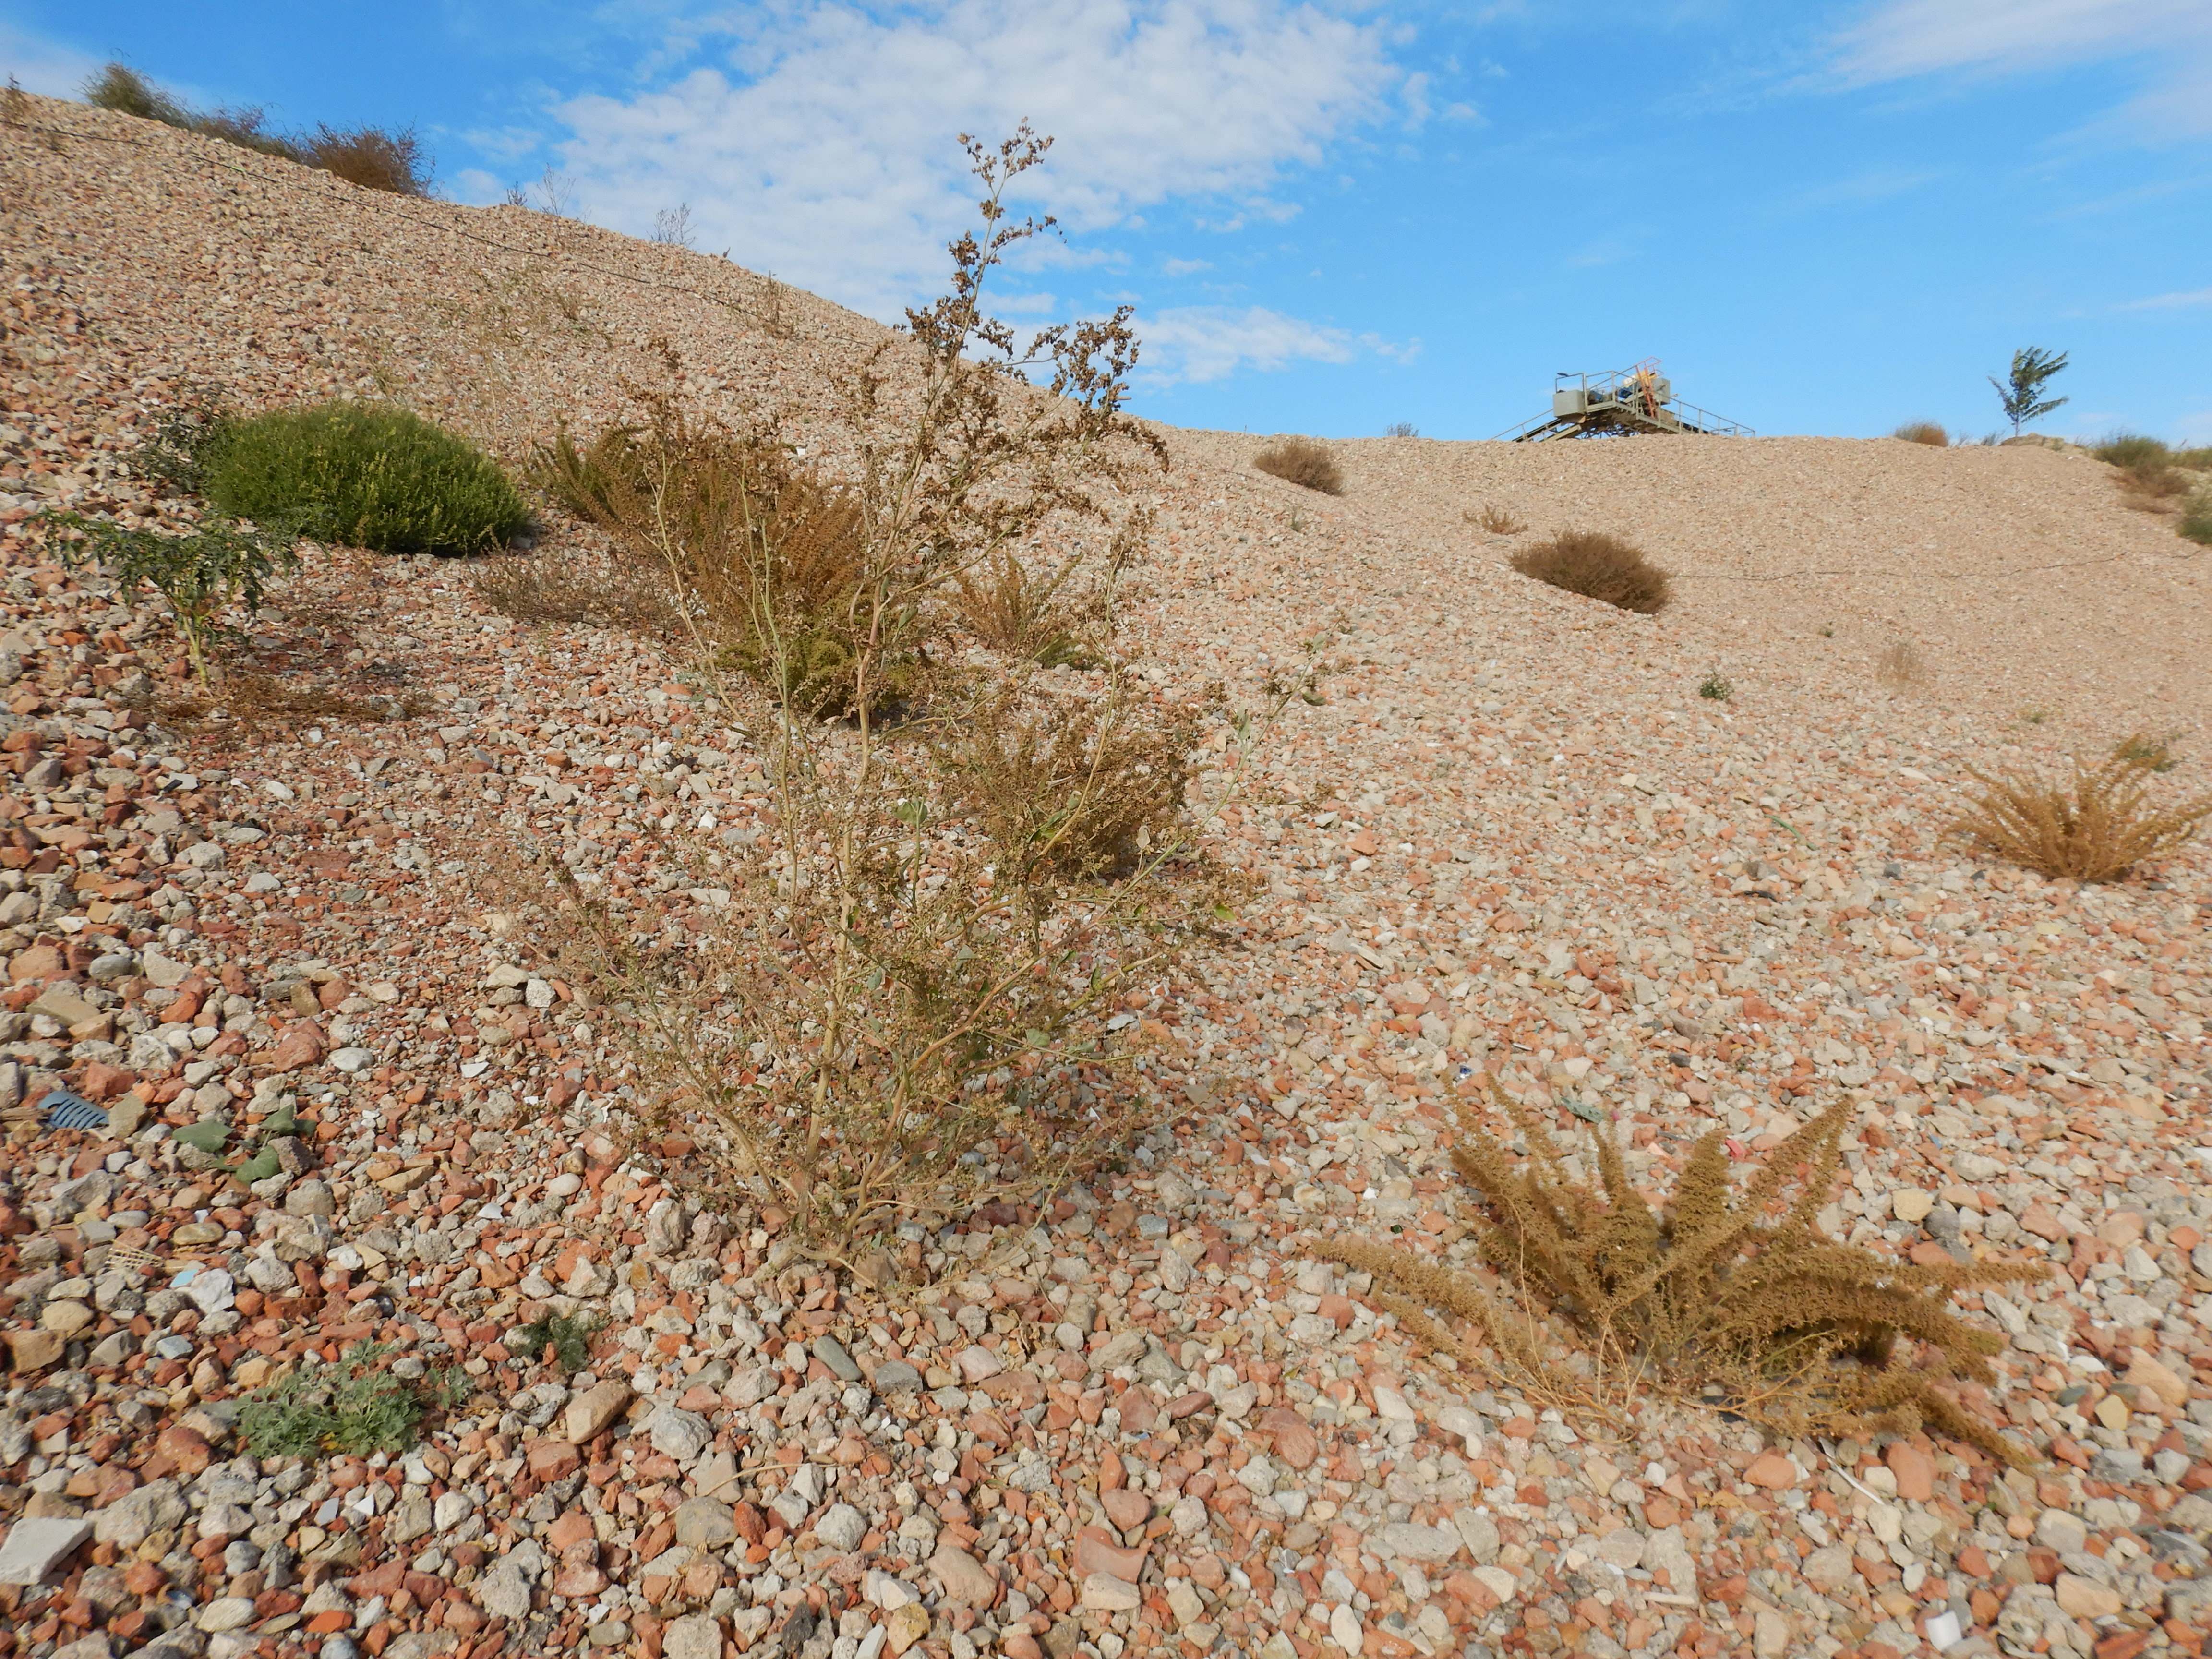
(1134, 304), (1355, 385)
(550, 0), (1400, 318)
(0, 21), (104, 99)
(2119, 286), (2212, 311)
(1833, 0), (2212, 137)
(1161, 256), (1214, 276)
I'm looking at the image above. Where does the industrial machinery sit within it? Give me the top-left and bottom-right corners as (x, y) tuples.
(1492, 360), (1751, 442)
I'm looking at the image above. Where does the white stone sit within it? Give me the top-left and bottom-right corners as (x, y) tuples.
(1329, 1604), (1365, 1653)
(1082, 1573), (1142, 1612)
(0, 1516), (90, 1585)
(817, 1503), (867, 1553)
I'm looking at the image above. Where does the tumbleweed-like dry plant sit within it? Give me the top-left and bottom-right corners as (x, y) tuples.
(1312, 1085), (2045, 1460)
(1510, 529), (1672, 615)
(1952, 739), (2212, 882)
(1253, 436), (1344, 495)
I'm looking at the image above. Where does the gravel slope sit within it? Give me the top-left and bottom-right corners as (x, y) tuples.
(3, 92), (2212, 1659)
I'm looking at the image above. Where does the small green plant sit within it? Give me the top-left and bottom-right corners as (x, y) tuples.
(1698, 671), (1733, 701)
(1818, 625), (1835, 638)
(207, 401), (529, 555)
(2019, 706), (2052, 726)
(1892, 421), (1948, 446)
(128, 388), (234, 497)
(2115, 733), (2178, 772)
(513, 1311), (598, 1373)
(1990, 346), (2068, 437)
(239, 1343), (463, 1457)
(43, 513), (296, 685)
(2094, 433), (2171, 471)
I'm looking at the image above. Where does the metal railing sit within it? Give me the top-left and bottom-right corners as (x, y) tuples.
(1491, 362), (1753, 442)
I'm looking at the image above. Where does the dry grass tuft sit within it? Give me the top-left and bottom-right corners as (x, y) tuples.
(469, 550), (683, 635)
(1875, 640), (1930, 690)
(161, 672), (427, 732)
(1892, 421), (1948, 446)
(1312, 1085), (2044, 1459)
(529, 404), (884, 715)
(940, 681), (1205, 883)
(1951, 739), (2212, 882)
(1254, 437), (1344, 496)
(1510, 530), (1671, 615)
(953, 550), (1100, 667)
(1465, 505), (1526, 534)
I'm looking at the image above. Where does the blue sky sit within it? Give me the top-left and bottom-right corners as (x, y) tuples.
(7, 1), (2209, 442)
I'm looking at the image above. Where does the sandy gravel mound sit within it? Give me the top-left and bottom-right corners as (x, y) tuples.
(2, 91), (2211, 1659)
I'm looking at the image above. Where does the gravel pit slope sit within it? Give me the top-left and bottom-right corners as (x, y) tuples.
(2, 91), (2212, 1659)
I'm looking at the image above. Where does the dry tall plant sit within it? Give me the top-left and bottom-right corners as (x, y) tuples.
(500, 128), (1307, 1257)
(1510, 529), (1672, 615)
(1465, 505), (1526, 534)
(953, 546), (1100, 666)
(1253, 437), (1344, 495)
(1892, 421), (1948, 447)
(1314, 1086), (2044, 1459)
(1952, 739), (2212, 882)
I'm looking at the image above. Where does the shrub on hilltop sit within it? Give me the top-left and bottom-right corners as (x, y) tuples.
(84, 62), (432, 197)
(206, 401), (528, 555)
(1892, 421), (1948, 446)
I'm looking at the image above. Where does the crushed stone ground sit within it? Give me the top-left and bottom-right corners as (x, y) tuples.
(2, 93), (2211, 1659)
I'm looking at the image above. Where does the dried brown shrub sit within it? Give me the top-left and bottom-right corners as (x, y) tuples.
(485, 129), (1289, 1259)
(1510, 530), (1671, 615)
(530, 405), (881, 714)
(953, 549), (1098, 666)
(1875, 640), (1930, 690)
(469, 549), (683, 634)
(1254, 437), (1344, 495)
(304, 125), (434, 198)
(160, 671), (426, 732)
(1892, 421), (1948, 446)
(1465, 505), (1526, 534)
(1951, 739), (2212, 882)
(942, 679), (1205, 883)
(1314, 1086), (2044, 1459)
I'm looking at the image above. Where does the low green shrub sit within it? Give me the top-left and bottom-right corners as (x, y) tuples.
(207, 402), (529, 554)
(2093, 433), (2170, 471)
(2183, 492), (2212, 547)
(240, 1343), (467, 1457)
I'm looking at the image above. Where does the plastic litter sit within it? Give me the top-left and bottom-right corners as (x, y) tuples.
(38, 1089), (108, 1131)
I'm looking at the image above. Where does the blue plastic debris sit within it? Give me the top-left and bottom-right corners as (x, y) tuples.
(38, 1089), (108, 1131)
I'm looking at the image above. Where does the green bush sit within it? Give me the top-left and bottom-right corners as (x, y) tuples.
(206, 402), (529, 554)
(2093, 433), (2170, 470)
(2183, 492), (2212, 547)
